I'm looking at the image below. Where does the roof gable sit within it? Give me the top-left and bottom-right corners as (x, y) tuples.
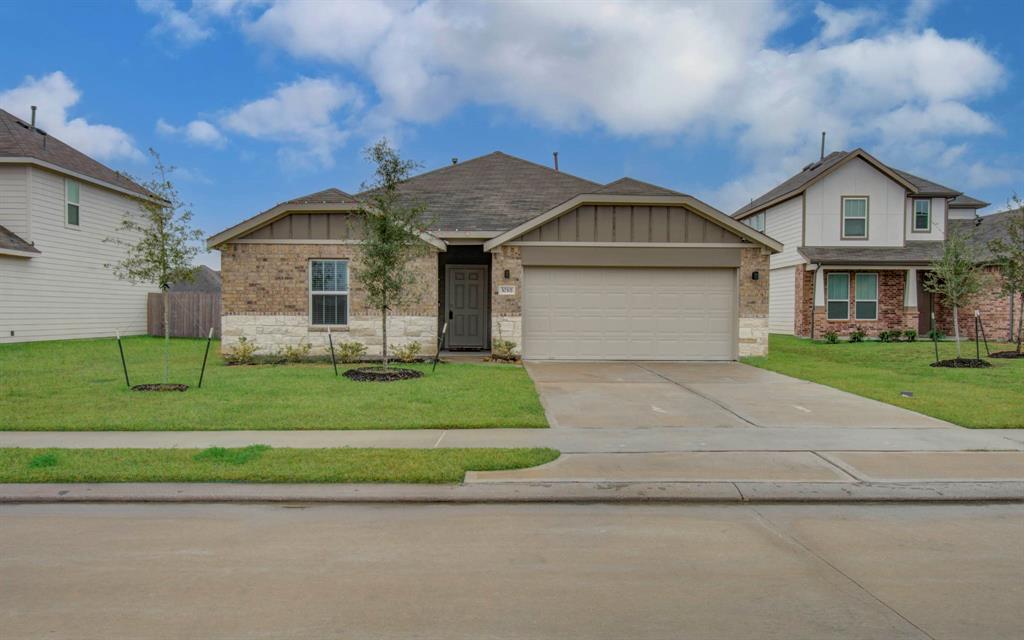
(0, 108), (150, 198)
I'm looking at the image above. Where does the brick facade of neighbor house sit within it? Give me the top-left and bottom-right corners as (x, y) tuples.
(490, 245), (523, 350)
(220, 242), (439, 355)
(798, 269), (915, 339)
(738, 247), (770, 357)
(933, 266), (1019, 342)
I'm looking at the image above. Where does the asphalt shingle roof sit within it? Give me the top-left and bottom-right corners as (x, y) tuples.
(798, 242), (945, 265)
(0, 108), (150, 198)
(595, 177), (686, 197)
(169, 265), (221, 292)
(358, 151), (601, 232)
(283, 187), (359, 206)
(950, 209), (1021, 263)
(949, 193), (990, 208)
(0, 224), (39, 254)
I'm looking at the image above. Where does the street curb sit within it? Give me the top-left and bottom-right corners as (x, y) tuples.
(1, 481), (1022, 504)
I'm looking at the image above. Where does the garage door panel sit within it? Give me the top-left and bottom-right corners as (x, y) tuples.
(523, 267), (736, 360)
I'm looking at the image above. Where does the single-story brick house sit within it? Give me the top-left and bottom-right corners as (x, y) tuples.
(208, 152), (781, 360)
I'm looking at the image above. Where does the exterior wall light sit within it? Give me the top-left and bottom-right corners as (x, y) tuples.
(752, 271), (760, 281)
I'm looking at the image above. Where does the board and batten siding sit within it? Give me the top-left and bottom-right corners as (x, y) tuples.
(804, 157), (906, 247)
(0, 166), (158, 343)
(239, 212), (365, 240)
(0, 165), (29, 240)
(517, 205), (743, 244)
(768, 265), (797, 334)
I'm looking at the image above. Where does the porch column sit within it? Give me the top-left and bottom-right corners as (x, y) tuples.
(813, 267), (825, 307)
(904, 268), (919, 331)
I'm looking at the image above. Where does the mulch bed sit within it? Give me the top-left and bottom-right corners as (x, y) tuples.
(988, 350), (1024, 359)
(342, 367), (423, 382)
(131, 383), (189, 392)
(930, 358), (992, 369)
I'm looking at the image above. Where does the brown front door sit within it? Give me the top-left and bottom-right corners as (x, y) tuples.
(917, 272), (933, 334)
(445, 266), (488, 350)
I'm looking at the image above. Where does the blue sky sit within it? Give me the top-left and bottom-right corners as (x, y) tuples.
(2, 0), (1021, 268)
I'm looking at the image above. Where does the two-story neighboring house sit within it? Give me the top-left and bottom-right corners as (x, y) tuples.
(0, 108), (158, 343)
(732, 148), (1016, 340)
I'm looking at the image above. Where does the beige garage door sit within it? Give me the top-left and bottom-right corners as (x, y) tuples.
(523, 267), (737, 360)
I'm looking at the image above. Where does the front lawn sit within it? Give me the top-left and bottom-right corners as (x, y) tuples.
(742, 335), (1024, 428)
(0, 446), (560, 483)
(0, 337), (548, 430)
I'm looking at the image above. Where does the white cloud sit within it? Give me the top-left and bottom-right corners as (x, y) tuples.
(156, 117), (227, 147)
(0, 71), (143, 162)
(137, 0), (214, 45)
(220, 77), (363, 167)
(814, 2), (880, 43)
(965, 161), (1021, 190)
(904, 0), (938, 28)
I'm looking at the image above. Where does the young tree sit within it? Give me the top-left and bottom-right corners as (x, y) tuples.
(924, 230), (987, 358)
(988, 194), (1024, 354)
(355, 139), (430, 369)
(107, 149), (203, 383)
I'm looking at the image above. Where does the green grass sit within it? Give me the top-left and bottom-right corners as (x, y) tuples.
(0, 447), (561, 483)
(743, 334), (1024, 429)
(0, 337), (548, 430)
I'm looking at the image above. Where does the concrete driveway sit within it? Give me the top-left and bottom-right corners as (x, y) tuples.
(525, 362), (952, 429)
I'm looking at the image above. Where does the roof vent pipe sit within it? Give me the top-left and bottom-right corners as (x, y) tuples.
(552, 151), (559, 172)
(820, 131), (826, 161)
(451, 157), (458, 165)
(30, 106), (37, 131)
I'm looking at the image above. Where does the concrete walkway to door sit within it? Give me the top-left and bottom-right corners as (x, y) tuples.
(525, 361), (953, 429)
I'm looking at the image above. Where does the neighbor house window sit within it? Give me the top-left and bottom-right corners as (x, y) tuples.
(65, 180), (80, 226)
(913, 199), (931, 232)
(854, 273), (878, 320)
(310, 259), (348, 325)
(826, 273), (850, 320)
(745, 212), (765, 233)
(841, 196), (868, 239)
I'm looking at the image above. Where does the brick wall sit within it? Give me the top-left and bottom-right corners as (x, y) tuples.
(799, 269), (914, 338)
(933, 266), (1019, 341)
(490, 246), (523, 349)
(738, 247), (770, 356)
(221, 243), (437, 317)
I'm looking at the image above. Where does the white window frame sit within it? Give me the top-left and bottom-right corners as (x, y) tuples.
(912, 199), (931, 233)
(841, 196), (868, 239)
(854, 273), (878, 321)
(309, 259), (349, 326)
(65, 179), (80, 229)
(745, 211), (765, 233)
(826, 272), (850, 321)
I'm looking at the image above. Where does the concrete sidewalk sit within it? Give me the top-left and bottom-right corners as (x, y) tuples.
(1, 426), (1021, 451)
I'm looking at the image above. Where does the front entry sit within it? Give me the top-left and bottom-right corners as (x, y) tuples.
(445, 265), (488, 350)
(917, 272), (934, 334)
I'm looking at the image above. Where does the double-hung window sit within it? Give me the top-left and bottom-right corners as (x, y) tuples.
(745, 211), (765, 233)
(310, 259), (348, 325)
(854, 273), (878, 320)
(826, 273), (849, 320)
(841, 196), (868, 239)
(913, 199), (931, 232)
(65, 180), (80, 226)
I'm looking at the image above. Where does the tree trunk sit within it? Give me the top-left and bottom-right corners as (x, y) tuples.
(163, 287), (170, 384)
(381, 303), (389, 370)
(953, 304), (961, 359)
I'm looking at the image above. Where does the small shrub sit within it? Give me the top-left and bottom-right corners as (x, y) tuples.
(334, 340), (367, 363)
(393, 341), (422, 363)
(823, 331), (840, 344)
(903, 329), (917, 342)
(492, 339), (519, 361)
(878, 330), (900, 343)
(927, 329), (946, 341)
(224, 336), (257, 365)
(280, 341), (311, 363)
(849, 329), (866, 343)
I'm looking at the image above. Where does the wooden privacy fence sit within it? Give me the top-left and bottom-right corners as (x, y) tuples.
(148, 292), (221, 338)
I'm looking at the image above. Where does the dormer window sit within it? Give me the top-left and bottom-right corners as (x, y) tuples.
(65, 180), (80, 227)
(841, 196), (868, 239)
(913, 199), (931, 232)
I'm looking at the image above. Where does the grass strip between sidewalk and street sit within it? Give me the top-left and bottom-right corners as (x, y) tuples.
(0, 447), (561, 484)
